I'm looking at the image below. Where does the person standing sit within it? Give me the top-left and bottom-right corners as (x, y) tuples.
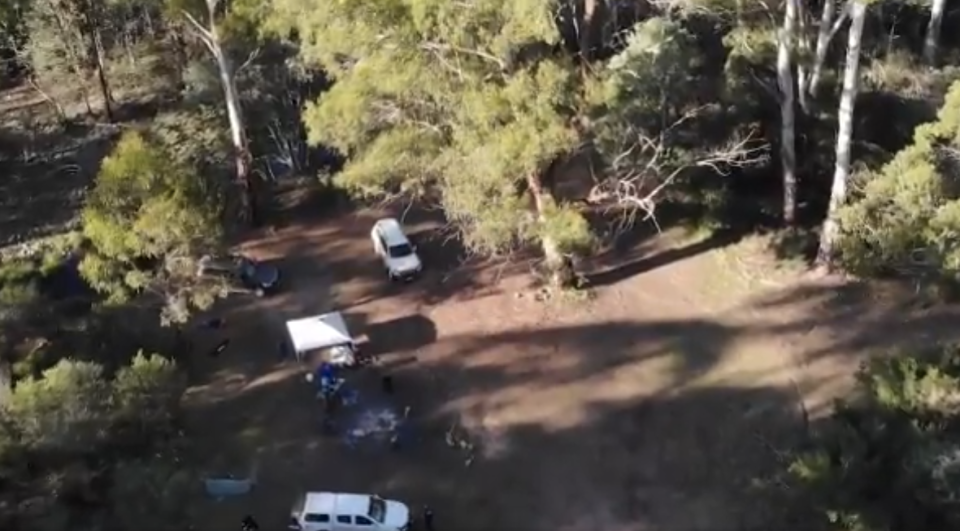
(422, 505), (435, 531)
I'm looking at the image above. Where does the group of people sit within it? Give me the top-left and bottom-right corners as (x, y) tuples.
(238, 364), (424, 530)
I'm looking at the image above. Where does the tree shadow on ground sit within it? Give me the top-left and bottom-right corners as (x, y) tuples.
(261, 203), (523, 310)
(586, 228), (747, 288)
(0, 120), (121, 247)
(175, 252), (960, 531)
(181, 313), (827, 531)
(739, 277), (960, 366)
(363, 313), (438, 359)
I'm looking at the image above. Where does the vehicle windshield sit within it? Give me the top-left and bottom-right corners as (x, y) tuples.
(368, 496), (386, 523)
(388, 243), (413, 258)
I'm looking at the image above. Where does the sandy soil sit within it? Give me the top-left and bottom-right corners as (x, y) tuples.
(180, 199), (960, 531)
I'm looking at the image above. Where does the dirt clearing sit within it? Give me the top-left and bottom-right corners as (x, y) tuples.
(180, 206), (960, 531)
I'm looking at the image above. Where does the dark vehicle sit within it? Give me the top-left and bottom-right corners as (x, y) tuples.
(197, 254), (280, 296)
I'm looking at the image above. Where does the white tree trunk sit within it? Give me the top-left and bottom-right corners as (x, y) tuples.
(923, 0), (946, 64)
(527, 172), (573, 287)
(816, 0), (866, 268)
(579, 0), (599, 62)
(796, 0), (810, 112)
(213, 33), (255, 222)
(808, 0), (848, 98)
(777, 0), (799, 225)
(183, 5), (256, 223)
(213, 41), (250, 172)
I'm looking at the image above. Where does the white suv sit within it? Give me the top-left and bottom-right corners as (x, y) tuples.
(288, 492), (411, 531)
(371, 218), (422, 281)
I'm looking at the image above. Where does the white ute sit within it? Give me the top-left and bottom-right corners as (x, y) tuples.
(289, 492), (411, 531)
(371, 218), (422, 281)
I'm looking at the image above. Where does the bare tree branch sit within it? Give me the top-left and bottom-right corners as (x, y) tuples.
(235, 48), (261, 75)
(586, 121), (769, 233)
(828, 2), (852, 43)
(421, 41), (505, 70)
(181, 10), (217, 55)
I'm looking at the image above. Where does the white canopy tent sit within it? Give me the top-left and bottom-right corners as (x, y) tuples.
(285, 311), (357, 365)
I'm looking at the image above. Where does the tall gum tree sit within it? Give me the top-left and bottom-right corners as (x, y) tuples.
(268, 0), (592, 284)
(776, 0), (798, 226)
(923, 0), (946, 65)
(25, 0), (115, 120)
(807, 0), (850, 99)
(816, 0), (869, 269)
(174, 0), (256, 224)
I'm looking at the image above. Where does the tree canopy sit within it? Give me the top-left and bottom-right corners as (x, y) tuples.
(0, 354), (189, 531)
(80, 130), (224, 323)
(270, 0), (593, 260)
(789, 345), (960, 530)
(1, 0), (960, 529)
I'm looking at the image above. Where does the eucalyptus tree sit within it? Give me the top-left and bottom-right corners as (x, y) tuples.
(269, 0), (593, 284)
(923, 0), (947, 64)
(25, 0), (115, 119)
(776, 0), (799, 225)
(816, 0), (870, 268)
(173, 0), (257, 223)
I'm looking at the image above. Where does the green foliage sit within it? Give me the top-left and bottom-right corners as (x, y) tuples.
(722, 23), (777, 110)
(586, 15), (752, 225)
(0, 354), (189, 530)
(23, 0), (86, 76)
(837, 80), (960, 279)
(180, 59), (222, 102)
(274, 0), (591, 257)
(0, 279), (40, 323)
(0, 262), (45, 353)
(108, 459), (195, 530)
(112, 351), (185, 435)
(589, 17), (704, 162)
(80, 131), (224, 323)
(6, 359), (112, 454)
(0, 257), (39, 286)
(788, 346), (960, 531)
(149, 104), (232, 181)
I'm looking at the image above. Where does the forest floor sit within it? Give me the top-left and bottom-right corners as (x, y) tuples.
(179, 187), (960, 531)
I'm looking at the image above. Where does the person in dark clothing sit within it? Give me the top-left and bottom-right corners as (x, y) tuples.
(240, 515), (259, 531)
(382, 374), (394, 394)
(323, 390), (338, 416)
(422, 505), (435, 531)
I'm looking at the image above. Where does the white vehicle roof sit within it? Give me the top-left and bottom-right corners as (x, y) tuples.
(373, 218), (409, 246)
(304, 492), (370, 515)
(285, 312), (353, 353)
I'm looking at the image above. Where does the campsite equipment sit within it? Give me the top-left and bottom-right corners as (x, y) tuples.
(285, 311), (360, 368)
